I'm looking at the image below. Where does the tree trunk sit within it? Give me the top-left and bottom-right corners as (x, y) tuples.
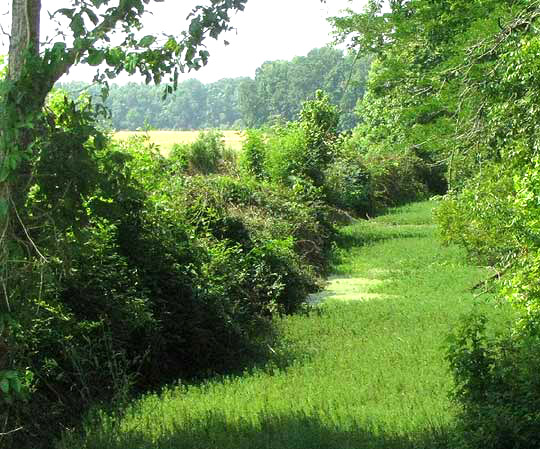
(0, 3), (42, 442)
(3, 0), (42, 216)
(8, 0), (41, 81)
(1, 0), (42, 314)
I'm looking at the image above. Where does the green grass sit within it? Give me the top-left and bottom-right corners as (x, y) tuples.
(57, 201), (512, 449)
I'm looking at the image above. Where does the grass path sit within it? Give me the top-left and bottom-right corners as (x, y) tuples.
(58, 201), (510, 449)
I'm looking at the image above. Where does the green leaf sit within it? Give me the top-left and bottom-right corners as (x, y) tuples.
(56, 8), (76, 19)
(83, 7), (99, 26)
(125, 54), (138, 74)
(0, 166), (9, 183)
(51, 42), (67, 54)
(105, 48), (124, 67)
(8, 153), (20, 170)
(70, 14), (86, 37)
(0, 378), (9, 394)
(189, 20), (202, 37)
(11, 378), (22, 394)
(2, 371), (18, 380)
(131, 0), (145, 14)
(94, 133), (106, 150)
(139, 35), (156, 48)
(87, 49), (105, 66)
(185, 47), (195, 63)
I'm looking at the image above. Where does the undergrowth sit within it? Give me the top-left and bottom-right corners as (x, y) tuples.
(57, 201), (513, 449)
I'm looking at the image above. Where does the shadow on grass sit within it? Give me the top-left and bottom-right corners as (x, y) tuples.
(168, 323), (309, 394)
(69, 410), (458, 449)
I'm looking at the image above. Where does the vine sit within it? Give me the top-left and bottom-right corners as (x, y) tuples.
(0, 50), (49, 438)
(0, 1), (250, 443)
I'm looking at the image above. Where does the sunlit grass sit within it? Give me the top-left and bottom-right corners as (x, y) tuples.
(113, 130), (245, 155)
(57, 201), (513, 449)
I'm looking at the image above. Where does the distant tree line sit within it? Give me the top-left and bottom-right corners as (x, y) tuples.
(57, 47), (370, 130)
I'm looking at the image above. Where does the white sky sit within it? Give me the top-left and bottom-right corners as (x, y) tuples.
(0, 0), (365, 84)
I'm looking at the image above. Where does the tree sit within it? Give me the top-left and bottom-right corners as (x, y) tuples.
(0, 0), (247, 440)
(332, 2), (540, 447)
(0, 0), (249, 268)
(1, 0), (248, 205)
(238, 47), (370, 128)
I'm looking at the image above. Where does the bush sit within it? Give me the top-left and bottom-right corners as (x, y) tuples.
(262, 91), (340, 187)
(410, 145), (448, 195)
(4, 92), (338, 448)
(323, 155), (372, 215)
(177, 174), (334, 272)
(263, 122), (309, 184)
(169, 130), (230, 174)
(363, 151), (428, 212)
(438, 148), (540, 449)
(434, 163), (518, 265)
(447, 314), (540, 449)
(240, 129), (267, 179)
(5, 86), (441, 448)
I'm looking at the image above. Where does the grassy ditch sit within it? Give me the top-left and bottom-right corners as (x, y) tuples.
(57, 201), (512, 449)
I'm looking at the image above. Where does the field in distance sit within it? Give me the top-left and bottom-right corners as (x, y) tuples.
(114, 130), (245, 155)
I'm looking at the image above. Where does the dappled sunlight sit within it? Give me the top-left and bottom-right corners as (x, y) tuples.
(308, 276), (396, 305)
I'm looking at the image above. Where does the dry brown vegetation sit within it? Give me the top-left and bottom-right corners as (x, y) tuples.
(114, 130), (245, 155)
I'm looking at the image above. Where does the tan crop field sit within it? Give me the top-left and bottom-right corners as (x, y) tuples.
(114, 130), (245, 156)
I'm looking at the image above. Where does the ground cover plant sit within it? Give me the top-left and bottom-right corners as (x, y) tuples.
(56, 201), (513, 449)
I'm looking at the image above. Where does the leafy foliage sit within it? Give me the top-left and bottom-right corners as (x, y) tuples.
(245, 90), (340, 188)
(322, 154), (371, 215)
(0, 88), (344, 447)
(239, 129), (266, 179)
(447, 314), (540, 449)
(331, 1), (540, 447)
(2, 1), (253, 442)
(57, 46), (369, 131)
(169, 130), (231, 174)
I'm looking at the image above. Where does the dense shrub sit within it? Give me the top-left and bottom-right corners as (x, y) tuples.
(409, 145), (448, 195)
(447, 314), (540, 449)
(299, 90), (340, 185)
(263, 122), (310, 184)
(262, 91), (340, 187)
(435, 163), (518, 266)
(323, 155), (372, 216)
(437, 156), (540, 449)
(178, 174), (335, 273)
(169, 130), (234, 174)
(363, 151), (428, 212)
(240, 129), (267, 179)
(334, 129), (439, 215)
(1, 82), (448, 448)
(2, 93), (336, 448)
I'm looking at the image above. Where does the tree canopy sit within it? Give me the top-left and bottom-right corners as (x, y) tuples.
(57, 46), (370, 130)
(8, 0), (248, 93)
(333, 1), (540, 446)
